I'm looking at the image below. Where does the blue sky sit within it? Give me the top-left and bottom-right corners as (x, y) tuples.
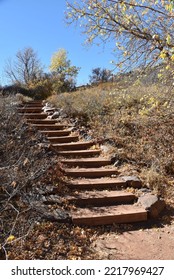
(0, 0), (115, 86)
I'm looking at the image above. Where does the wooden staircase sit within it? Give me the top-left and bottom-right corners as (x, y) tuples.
(18, 101), (163, 226)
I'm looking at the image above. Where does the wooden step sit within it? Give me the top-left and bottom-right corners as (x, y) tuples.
(20, 113), (48, 119)
(48, 135), (79, 143)
(40, 130), (71, 137)
(57, 149), (101, 157)
(71, 205), (147, 225)
(67, 177), (127, 189)
(23, 102), (43, 107)
(18, 107), (43, 113)
(52, 141), (94, 151)
(24, 100), (43, 104)
(31, 124), (69, 130)
(61, 157), (111, 168)
(63, 167), (119, 178)
(27, 119), (58, 124)
(65, 190), (136, 206)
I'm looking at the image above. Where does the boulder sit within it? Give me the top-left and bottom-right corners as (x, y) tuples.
(137, 194), (165, 219)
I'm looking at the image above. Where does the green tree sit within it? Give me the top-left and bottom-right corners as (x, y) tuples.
(49, 48), (80, 93)
(66, 1), (174, 70)
(4, 47), (43, 86)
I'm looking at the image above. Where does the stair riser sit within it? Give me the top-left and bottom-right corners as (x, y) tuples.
(58, 150), (101, 157)
(40, 131), (71, 137)
(23, 103), (44, 108)
(48, 136), (79, 144)
(64, 170), (119, 178)
(67, 181), (127, 190)
(23, 101), (43, 104)
(27, 120), (57, 124)
(32, 125), (67, 130)
(72, 212), (147, 226)
(69, 196), (135, 207)
(18, 108), (43, 113)
(52, 143), (94, 151)
(21, 114), (48, 119)
(61, 160), (111, 168)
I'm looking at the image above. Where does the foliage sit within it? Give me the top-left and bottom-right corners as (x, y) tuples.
(3, 47), (80, 98)
(66, 0), (174, 70)
(49, 48), (80, 93)
(89, 67), (113, 84)
(4, 47), (43, 86)
(1, 78), (52, 100)
(27, 74), (53, 100)
(1, 84), (31, 97)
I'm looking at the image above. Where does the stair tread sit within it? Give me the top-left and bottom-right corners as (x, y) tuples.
(48, 135), (77, 139)
(64, 167), (119, 173)
(61, 157), (111, 168)
(20, 113), (48, 119)
(71, 204), (147, 225)
(48, 136), (79, 143)
(27, 118), (55, 121)
(61, 157), (111, 163)
(18, 108), (42, 112)
(31, 124), (70, 130)
(52, 141), (94, 147)
(67, 177), (127, 189)
(19, 107), (43, 109)
(52, 141), (95, 151)
(23, 105), (43, 107)
(69, 177), (125, 183)
(66, 190), (136, 206)
(40, 130), (71, 136)
(27, 119), (57, 124)
(20, 113), (46, 115)
(64, 167), (119, 178)
(66, 190), (135, 202)
(58, 149), (101, 157)
(32, 124), (68, 127)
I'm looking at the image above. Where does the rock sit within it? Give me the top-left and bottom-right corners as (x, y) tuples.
(139, 188), (152, 193)
(50, 112), (60, 119)
(35, 185), (59, 195)
(41, 195), (62, 205)
(137, 194), (165, 219)
(101, 144), (114, 154)
(31, 202), (70, 222)
(121, 176), (142, 188)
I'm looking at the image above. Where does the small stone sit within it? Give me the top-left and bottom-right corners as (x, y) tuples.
(50, 112), (60, 119)
(139, 188), (151, 193)
(121, 176), (142, 188)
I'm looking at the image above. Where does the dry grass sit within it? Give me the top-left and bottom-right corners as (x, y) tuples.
(48, 80), (174, 199)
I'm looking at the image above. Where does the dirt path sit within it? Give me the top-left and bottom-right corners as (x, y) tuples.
(92, 207), (174, 260)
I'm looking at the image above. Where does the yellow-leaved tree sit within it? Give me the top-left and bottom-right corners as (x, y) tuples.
(66, 0), (174, 71)
(49, 48), (80, 93)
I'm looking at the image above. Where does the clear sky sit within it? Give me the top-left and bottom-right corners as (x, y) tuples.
(0, 0), (115, 86)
